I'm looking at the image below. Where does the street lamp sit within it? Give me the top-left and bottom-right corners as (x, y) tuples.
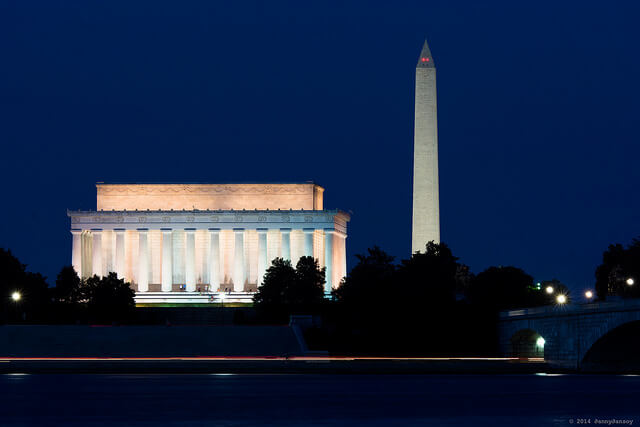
(585, 290), (593, 300)
(11, 291), (22, 323)
(556, 294), (567, 304)
(626, 278), (635, 286)
(545, 286), (554, 294)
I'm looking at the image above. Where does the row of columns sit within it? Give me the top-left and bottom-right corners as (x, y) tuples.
(71, 227), (344, 293)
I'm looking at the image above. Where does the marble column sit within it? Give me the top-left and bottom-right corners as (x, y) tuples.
(185, 228), (196, 292)
(115, 229), (125, 279)
(81, 232), (91, 279)
(71, 229), (82, 276)
(280, 228), (291, 261)
(209, 228), (221, 292)
(104, 230), (114, 274)
(337, 232), (347, 286)
(257, 228), (268, 286)
(91, 229), (103, 277)
(138, 229), (149, 292)
(324, 229), (334, 293)
(233, 228), (245, 292)
(303, 228), (314, 258)
(161, 229), (173, 292)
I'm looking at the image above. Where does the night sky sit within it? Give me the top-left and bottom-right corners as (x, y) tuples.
(1, 1), (639, 295)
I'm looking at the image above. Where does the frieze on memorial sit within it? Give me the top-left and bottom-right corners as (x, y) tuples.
(67, 209), (347, 230)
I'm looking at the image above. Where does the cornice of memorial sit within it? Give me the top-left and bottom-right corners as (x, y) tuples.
(96, 183), (317, 195)
(67, 209), (346, 226)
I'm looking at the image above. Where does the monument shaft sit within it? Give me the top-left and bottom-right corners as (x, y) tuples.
(412, 40), (440, 253)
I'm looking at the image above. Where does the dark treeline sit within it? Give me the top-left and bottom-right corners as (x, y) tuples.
(254, 239), (640, 356)
(0, 249), (135, 324)
(253, 243), (561, 356)
(1, 237), (639, 355)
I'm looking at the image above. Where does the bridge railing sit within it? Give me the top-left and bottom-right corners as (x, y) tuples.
(499, 298), (640, 319)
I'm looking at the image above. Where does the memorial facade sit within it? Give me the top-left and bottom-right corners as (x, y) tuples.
(68, 183), (349, 304)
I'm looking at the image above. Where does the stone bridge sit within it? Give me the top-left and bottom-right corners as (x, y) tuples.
(499, 299), (640, 369)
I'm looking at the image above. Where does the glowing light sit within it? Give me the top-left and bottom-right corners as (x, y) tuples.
(421, 57), (429, 62)
(536, 337), (545, 347)
(585, 290), (593, 299)
(545, 286), (554, 294)
(556, 294), (567, 304)
(626, 278), (634, 286)
(11, 292), (21, 302)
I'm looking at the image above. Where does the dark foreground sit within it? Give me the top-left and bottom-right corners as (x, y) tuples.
(3, 373), (640, 426)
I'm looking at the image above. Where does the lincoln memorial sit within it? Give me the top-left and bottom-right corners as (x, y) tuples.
(68, 183), (350, 304)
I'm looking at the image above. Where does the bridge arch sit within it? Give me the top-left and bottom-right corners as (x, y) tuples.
(582, 320), (640, 366)
(577, 312), (640, 363)
(510, 328), (545, 358)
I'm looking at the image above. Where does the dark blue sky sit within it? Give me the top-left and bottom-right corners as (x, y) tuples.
(1, 1), (639, 295)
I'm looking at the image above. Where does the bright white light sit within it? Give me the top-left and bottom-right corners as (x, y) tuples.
(626, 278), (635, 286)
(536, 337), (545, 347)
(556, 294), (567, 304)
(545, 286), (554, 294)
(11, 292), (21, 302)
(585, 290), (593, 299)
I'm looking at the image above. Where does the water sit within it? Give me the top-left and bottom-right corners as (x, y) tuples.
(2, 373), (640, 426)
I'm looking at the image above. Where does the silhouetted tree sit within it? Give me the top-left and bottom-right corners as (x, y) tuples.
(331, 244), (467, 355)
(0, 248), (50, 323)
(253, 256), (325, 322)
(595, 238), (640, 300)
(54, 266), (83, 304)
(83, 273), (135, 323)
(292, 256), (326, 306)
(333, 246), (395, 309)
(468, 266), (547, 311)
(397, 241), (458, 308)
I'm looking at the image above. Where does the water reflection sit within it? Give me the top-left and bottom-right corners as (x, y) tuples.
(1, 374), (639, 426)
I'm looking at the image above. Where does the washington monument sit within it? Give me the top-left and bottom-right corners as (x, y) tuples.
(411, 39), (440, 253)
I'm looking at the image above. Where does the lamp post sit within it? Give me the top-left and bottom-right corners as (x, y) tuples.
(11, 291), (21, 323)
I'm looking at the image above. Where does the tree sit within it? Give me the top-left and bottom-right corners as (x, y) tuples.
(397, 241), (459, 307)
(0, 248), (50, 323)
(331, 243), (472, 355)
(253, 257), (326, 322)
(595, 238), (640, 300)
(53, 266), (83, 304)
(291, 256), (325, 306)
(468, 266), (547, 311)
(253, 258), (296, 311)
(333, 246), (395, 308)
(83, 273), (136, 323)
